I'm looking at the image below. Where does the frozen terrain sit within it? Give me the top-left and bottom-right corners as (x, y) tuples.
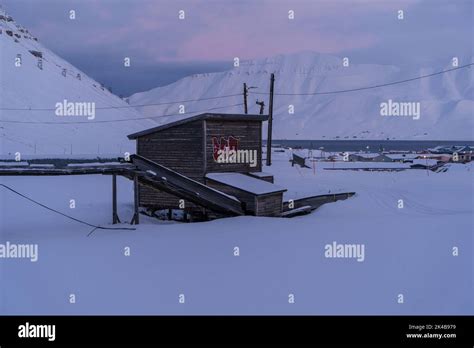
(1, 150), (472, 315)
(0, 8), (472, 316)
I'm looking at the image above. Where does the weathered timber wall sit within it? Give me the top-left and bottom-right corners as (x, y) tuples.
(137, 120), (204, 209)
(205, 120), (262, 173)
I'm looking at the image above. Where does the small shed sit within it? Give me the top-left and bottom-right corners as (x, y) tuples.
(205, 173), (286, 216)
(127, 113), (270, 212)
(373, 154), (393, 162)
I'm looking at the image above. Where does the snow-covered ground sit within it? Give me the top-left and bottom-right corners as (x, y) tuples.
(0, 8), (472, 316)
(1, 150), (472, 315)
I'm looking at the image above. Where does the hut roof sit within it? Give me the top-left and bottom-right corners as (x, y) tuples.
(127, 113), (268, 139)
(206, 172), (286, 196)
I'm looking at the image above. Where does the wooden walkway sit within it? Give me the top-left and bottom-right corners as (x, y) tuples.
(130, 155), (244, 216)
(0, 156), (245, 221)
(0, 158), (356, 222)
(0, 165), (133, 176)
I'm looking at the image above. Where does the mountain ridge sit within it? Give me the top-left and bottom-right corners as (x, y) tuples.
(0, 9), (156, 155)
(130, 51), (474, 141)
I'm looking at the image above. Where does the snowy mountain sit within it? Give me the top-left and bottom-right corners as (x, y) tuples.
(129, 51), (474, 141)
(0, 9), (156, 156)
(1, 8), (472, 158)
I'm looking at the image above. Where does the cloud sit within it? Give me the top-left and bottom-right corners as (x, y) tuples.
(2, 0), (471, 93)
(3, 0), (434, 63)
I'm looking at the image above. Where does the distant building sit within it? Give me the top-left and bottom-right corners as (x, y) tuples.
(349, 153), (393, 162)
(410, 163), (432, 170)
(457, 152), (472, 163)
(428, 145), (473, 163)
(412, 159), (438, 167)
(416, 154), (451, 162)
(429, 145), (474, 155)
(373, 154), (393, 162)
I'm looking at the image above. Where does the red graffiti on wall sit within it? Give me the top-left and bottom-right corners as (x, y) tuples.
(212, 136), (240, 161)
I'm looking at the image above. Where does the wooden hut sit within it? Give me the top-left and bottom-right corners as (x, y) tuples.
(128, 113), (285, 217)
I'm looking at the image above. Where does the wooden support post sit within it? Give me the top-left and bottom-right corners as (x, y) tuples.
(130, 174), (140, 225)
(202, 207), (209, 221)
(243, 83), (248, 114)
(112, 174), (121, 224)
(266, 73), (275, 166)
(183, 211), (188, 223)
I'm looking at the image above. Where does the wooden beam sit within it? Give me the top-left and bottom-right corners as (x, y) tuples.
(243, 83), (248, 114)
(0, 165), (133, 176)
(131, 155), (244, 216)
(112, 174), (121, 224)
(202, 120), (207, 175)
(266, 73), (275, 166)
(130, 174), (140, 225)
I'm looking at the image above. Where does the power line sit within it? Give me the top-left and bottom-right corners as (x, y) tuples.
(0, 184), (136, 233)
(0, 93), (241, 111)
(1, 62), (470, 114)
(117, 93), (241, 108)
(250, 63), (474, 96)
(0, 103), (244, 124)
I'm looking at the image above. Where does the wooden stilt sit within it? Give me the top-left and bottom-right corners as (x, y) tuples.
(130, 174), (140, 225)
(183, 211), (189, 223)
(112, 174), (121, 224)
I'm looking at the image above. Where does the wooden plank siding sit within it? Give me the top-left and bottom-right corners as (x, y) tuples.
(136, 120), (204, 209)
(205, 120), (262, 173)
(255, 192), (284, 217)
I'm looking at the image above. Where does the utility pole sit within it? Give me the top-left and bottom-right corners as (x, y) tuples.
(266, 73), (275, 166)
(243, 83), (248, 114)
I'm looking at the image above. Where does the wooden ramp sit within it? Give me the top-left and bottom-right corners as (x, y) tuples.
(130, 155), (244, 216)
(0, 156), (354, 220)
(283, 192), (356, 212)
